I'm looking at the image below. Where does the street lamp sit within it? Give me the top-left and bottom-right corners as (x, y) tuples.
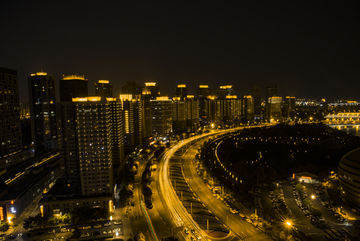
(311, 195), (315, 199)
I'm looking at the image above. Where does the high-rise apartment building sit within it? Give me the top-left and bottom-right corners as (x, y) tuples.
(172, 97), (186, 134)
(0, 67), (23, 169)
(197, 85), (211, 125)
(95, 80), (113, 99)
(283, 96), (295, 121)
(185, 95), (199, 132)
(59, 74), (88, 102)
(42, 97), (122, 215)
(265, 85), (279, 119)
(28, 72), (58, 151)
(119, 94), (143, 150)
(251, 85), (261, 119)
(175, 84), (188, 100)
(267, 96), (282, 122)
(150, 97), (172, 137)
(243, 95), (254, 122)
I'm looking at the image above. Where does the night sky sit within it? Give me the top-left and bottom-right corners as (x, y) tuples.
(1, 1), (359, 103)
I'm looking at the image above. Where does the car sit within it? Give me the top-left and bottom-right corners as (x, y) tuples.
(190, 236), (195, 241)
(80, 233), (90, 238)
(102, 231), (108, 235)
(184, 228), (189, 235)
(230, 208), (236, 214)
(191, 229), (195, 234)
(48, 229), (56, 234)
(104, 222), (111, 226)
(94, 224), (102, 228)
(61, 228), (69, 233)
(114, 221), (122, 225)
(7, 235), (16, 239)
(83, 226), (91, 229)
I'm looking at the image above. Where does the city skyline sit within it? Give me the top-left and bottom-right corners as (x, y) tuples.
(0, 2), (359, 102)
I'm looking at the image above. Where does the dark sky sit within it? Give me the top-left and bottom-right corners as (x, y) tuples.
(1, 1), (359, 103)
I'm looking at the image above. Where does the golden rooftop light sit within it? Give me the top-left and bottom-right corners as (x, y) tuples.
(173, 97), (181, 101)
(285, 96), (295, 99)
(244, 95), (252, 98)
(177, 84), (186, 88)
(62, 75), (86, 81)
(119, 94), (133, 101)
(199, 85), (209, 88)
(207, 95), (216, 100)
(145, 82), (156, 86)
(187, 95), (194, 98)
(106, 97), (116, 101)
(72, 96), (102, 102)
(220, 85), (232, 89)
(226, 95), (237, 99)
(156, 96), (169, 100)
(30, 72), (47, 76)
(98, 80), (109, 84)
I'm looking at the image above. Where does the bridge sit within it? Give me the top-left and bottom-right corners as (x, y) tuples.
(323, 112), (360, 129)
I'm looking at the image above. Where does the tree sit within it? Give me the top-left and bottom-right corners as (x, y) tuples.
(0, 222), (9, 233)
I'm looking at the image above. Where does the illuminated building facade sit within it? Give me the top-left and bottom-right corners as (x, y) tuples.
(197, 85), (211, 125)
(338, 148), (360, 207)
(185, 95), (199, 132)
(142, 82), (160, 142)
(57, 97), (124, 196)
(0, 67), (23, 169)
(251, 85), (262, 119)
(205, 96), (217, 125)
(172, 97), (187, 133)
(267, 96), (282, 122)
(95, 80), (113, 99)
(59, 74), (88, 102)
(215, 93), (241, 128)
(28, 72), (58, 151)
(150, 97), (172, 136)
(119, 94), (143, 151)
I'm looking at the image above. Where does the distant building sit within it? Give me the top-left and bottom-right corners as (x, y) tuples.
(267, 96), (282, 122)
(121, 81), (142, 97)
(197, 85), (211, 125)
(172, 95), (199, 134)
(59, 74), (88, 102)
(150, 97), (172, 137)
(185, 95), (199, 132)
(265, 85), (279, 119)
(142, 82), (160, 100)
(250, 85), (261, 119)
(119, 94), (143, 152)
(0, 67), (24, 169)
(175, 84), (188, 101)
(243, 95), (254, 122)
(95, 80), (113, 99)
(28, 72), (58, 151)
(216, 85), (234, 99)
(172, 97), (187, 134)
(283, 96), (295, 121)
